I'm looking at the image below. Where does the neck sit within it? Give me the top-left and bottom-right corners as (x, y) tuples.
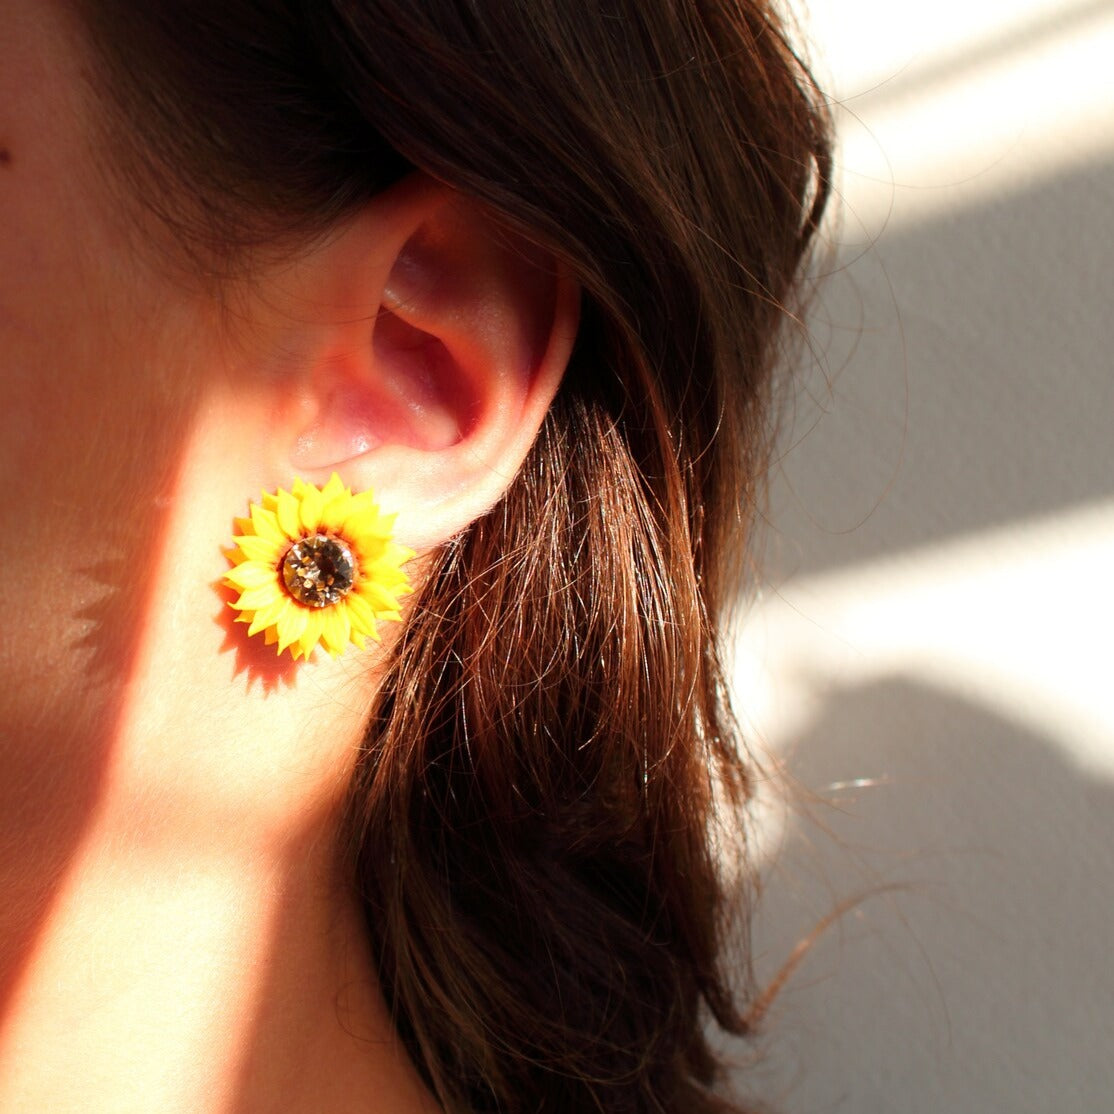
(0, 811), (433, 1113)
(0, 427), (434, 1112)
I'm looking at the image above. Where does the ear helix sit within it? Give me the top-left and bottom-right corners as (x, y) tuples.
(223, 473), (415, 659)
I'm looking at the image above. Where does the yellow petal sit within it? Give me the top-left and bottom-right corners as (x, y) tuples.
(320, 605), (350, 656)
(275, 488), (301, 540)
(357, 580), (403, 614)
(235, 534), (283, 564)
(318, 492), (349, 534)
(225, 562), (279, 591)
(299, 610), (326, 658)
(344, 591), (378, 635)
(276, 606), (309, 654)
(249, 504), (285, 546)
(232, 583), (283, 611)
(321, 472), (347, 502)
(247, 596), (289, 637)
(343, 490), (378, 518)
(298, 483), (323, 532)
(342, 510), (390, 544)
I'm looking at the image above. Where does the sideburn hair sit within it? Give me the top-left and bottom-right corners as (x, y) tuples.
(76, 1), (832, 1110)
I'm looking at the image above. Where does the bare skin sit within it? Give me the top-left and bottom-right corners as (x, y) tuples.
(0, 3), (576, 1111)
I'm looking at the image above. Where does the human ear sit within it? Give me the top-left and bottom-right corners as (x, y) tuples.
(259, 173), (579, 551)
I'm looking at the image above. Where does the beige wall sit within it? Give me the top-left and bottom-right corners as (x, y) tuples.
(733, 3), (1114, 1110)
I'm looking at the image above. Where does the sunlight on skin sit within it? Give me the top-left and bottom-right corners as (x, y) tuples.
(0, 403), (430, 1114)
(106, 397), (385, 844)
(0, 864), (265, 1111)
(0, 6), (557, 1104)
(0, 839), (423, 1113)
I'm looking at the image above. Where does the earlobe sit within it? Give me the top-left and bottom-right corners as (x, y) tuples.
(273, 176), (579, 550)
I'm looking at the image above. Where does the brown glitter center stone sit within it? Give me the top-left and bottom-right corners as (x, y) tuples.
(281, 534), (356, 608)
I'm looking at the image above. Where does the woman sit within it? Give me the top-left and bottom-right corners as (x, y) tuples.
(0, 0), (830, 1111)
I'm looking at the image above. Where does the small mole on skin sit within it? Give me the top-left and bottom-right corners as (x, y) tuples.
(0, 148), (11, 167)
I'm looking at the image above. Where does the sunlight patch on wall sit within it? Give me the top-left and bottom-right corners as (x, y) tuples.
(734, 499), (1114, 779)
(799, 0), (1114, 234)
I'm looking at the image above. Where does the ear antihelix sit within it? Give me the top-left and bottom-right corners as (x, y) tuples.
(381, 203), (563, 393)
(223, 473), (415, 660)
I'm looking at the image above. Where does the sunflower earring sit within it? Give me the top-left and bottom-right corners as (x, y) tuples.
(223, 473), (415, 659)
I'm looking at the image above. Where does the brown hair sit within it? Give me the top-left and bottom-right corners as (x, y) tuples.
(76, 1), (831, 1110)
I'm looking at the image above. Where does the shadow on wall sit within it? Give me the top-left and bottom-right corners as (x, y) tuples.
(729, 140), (1114, 1113)
(741, 676), (1113, 1114)
(770, 152), (1114, 579)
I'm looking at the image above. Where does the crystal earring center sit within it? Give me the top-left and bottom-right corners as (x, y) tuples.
(281, 534), (356, 607)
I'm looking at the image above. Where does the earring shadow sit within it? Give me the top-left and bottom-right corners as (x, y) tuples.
(213, 580), (300, 692)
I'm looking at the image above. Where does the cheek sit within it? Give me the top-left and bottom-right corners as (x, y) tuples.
(0, 127), (196, 541)
(0, 0), (222, 869)
(0, 322), (88, 502)
(0, 0), (184, 524)
(0, 242), (152, 526)
(0, 160), (202, 738)
(0, 288), (204, 765)
(0, 189), (72, 496)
